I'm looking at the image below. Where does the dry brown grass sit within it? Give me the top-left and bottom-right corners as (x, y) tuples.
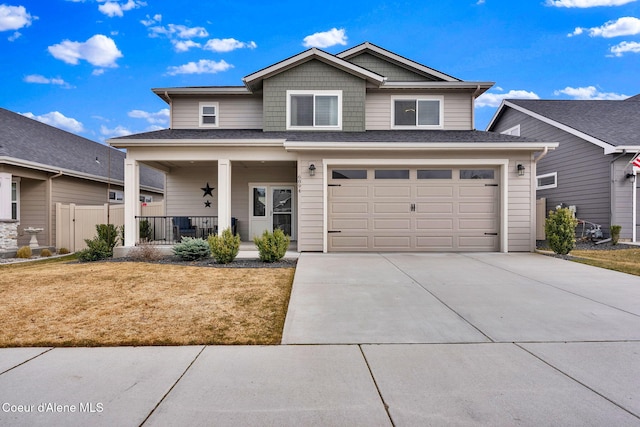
(0, 261), (294, 347)
(571, 248), (640, 276)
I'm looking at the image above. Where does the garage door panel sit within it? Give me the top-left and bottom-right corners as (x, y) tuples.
(458, 218), (497, 231)
(331, 203), (369, 214)
(458, 236), (498, 250)
(373, 186), (411, 198)
(416, 186), (454, 197)
(458, 202), (496, 214)
(416, 219), (454, 231)
(416, 203), (453, 214)
(459, 186), (497, 197)
(415, 236), (454, 249)
(373, 236), (411, 249)
(330, 186), (368, 198)
(329, 235), (369, 249)
(331, 219), (369, 230)
(373, 219), (411, 230)
(373, 203), (410, 214)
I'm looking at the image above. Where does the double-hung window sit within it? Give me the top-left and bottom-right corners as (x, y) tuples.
(392, 96), (443, 129)
(199, 102), (219, 127)
(287, 90), (342, 130)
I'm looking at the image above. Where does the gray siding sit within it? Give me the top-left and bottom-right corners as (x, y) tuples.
(494, 108), (611, 237)
(18, 178), (46, 247)
(612, 156), (639, 240)
(262, 59), (366, 132)
(171, 95), (262, 129)
(346, 52), (437, 81)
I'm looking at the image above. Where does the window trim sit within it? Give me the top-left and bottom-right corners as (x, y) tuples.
(109, 189), (124, 203)
(199, 102), (219, 128)
(11, 180), (19, 220)
(391, 95), (444, 129)
(501, 124), (521, 136)
(286, 90), (342, 130)
(536, 172), (557, 190)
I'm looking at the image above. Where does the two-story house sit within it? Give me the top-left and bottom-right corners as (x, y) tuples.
(109, 42), (557, 254)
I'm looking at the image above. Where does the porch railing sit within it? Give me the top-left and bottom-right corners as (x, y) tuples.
(135, 216), (219, 245)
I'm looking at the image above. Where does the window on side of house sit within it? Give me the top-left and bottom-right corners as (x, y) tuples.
(11, 180), (19, 220)
(287, 90), (342, 130)
(392, 96), (443, 129)
(536, 172), (557, 190)
(109, 190), (124, 203)
(501, 124), (521, 136)
(199, 102), (219, 128)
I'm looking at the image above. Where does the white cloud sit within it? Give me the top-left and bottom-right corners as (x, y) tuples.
(571, 16), (640, 38)
(547, 0), (636, 6)
(172, 40), (201, 52)
(98, 0), (146, 18)
(145, 125), (165, 132)
(128, 108), (169, 124)
(166, 59), (232, 75)
(475, 89), (540, 107)
(303, 28), (347, 48)
(0, 4), (35, 31)
(140, 13), (161, 26)
(477, 0), (486, 4)
(100, 124), (132, 137)
(203, 38), (257, 52)
(24, 74), (72, 88)
(554, 86), (628, 99)
(48, 34), (123, 68)
(21, 111), (85, 133)
(610, 40), (640, 55)
(148, 23), (208, 39)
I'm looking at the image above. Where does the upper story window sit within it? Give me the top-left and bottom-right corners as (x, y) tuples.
(287, 90), (342, 130)
(199, 102), (219, 128)
(501, 124), (521, 136)
(392, 96), (443, 129)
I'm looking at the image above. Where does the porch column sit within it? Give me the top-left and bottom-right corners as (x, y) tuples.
(0, 172), (12, 219)
(217, 159), (231, 234)
(123, 159), (140, 247)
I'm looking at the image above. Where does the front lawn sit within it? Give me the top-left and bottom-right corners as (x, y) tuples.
(570, 248), (640, 276)
(0, 259), (294, 347)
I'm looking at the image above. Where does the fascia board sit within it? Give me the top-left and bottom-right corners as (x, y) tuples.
(283, 141), (558, 152)
(109, 139), (287, 148)
(500, 101), (615, 153)
(380, 81), (493, 91)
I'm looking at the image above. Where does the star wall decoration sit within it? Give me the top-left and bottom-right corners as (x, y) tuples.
(204, 200), (211, 208)
(201, 182), (215, 197)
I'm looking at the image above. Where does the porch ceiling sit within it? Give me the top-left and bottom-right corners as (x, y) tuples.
(141, 160), (295, 172)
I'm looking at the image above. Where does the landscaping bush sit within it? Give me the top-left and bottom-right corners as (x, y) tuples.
(139, 220), (152, 242)
(77, 237), (112, 262)
(128, 243), (163, 261)
(173, 237), (211, 261)
(97, 224), (119, 251)
(58, 247), (70, 255)
(545, 207), (579, 255)
(254, 228), (290, 263)
(16, 246), (32, 259)
(610, 225), (622, 245)
(208, 227), (240, 264)
(40, 248), (52, 257)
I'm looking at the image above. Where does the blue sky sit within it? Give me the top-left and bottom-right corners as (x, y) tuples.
(1, 0), (639, 142)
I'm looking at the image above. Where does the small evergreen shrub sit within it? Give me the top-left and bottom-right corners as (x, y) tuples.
(16, 246), (32, 259)
(139, 220), (152, 242)
(58, 247), (70, 255)
(254, 228), (290, 263)
(77, 237), (112, 262)
(40, 248), (52, 257)
(610, 225), (622, 245)
(545, 208), (579, 255)
(208, 227), (240, 264)
(96, 224), (118, 252)
(173, 237), (211, 261)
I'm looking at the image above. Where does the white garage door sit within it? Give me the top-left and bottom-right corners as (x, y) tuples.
(328, 167), (500, 252)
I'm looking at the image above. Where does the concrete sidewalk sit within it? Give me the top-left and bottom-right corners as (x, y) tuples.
(1, 252), (639, 426)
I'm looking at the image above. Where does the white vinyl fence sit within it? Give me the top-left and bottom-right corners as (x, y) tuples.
(56, 202), (164, 251)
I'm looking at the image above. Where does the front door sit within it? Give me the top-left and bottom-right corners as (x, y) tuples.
(249, 184), (295, 239)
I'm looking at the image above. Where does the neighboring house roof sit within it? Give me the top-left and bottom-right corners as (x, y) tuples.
(0, 107), (164, 191)
(487, 98), (640, 154)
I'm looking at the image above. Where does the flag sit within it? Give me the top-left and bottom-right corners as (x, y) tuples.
(634, 154), (640, 169)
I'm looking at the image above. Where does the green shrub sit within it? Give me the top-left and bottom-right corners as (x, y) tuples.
(139, 220), (152, 242)
(173, 237), (211, 261)
(58, 247), (70, 255)
(96, 224), (118, 251)
(40, 248), (52, 257)
(16, 246), (32, 259)
(253, 228), (290, 263)
(610, 225), (622, 245)
(545, 208), (579, 255)
(77, 237), (112, 262)
(208, 228), (241, 264)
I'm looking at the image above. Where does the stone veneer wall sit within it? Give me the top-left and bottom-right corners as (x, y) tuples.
(0, 219), (19, 253)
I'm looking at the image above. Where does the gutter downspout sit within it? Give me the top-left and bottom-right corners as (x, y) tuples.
(48, 171), (63, 248)
(609, 150), (628, 241)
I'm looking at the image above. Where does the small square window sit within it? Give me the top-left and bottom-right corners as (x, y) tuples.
(199, 102), (219, 128)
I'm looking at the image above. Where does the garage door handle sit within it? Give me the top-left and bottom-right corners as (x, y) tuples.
(410, 203), (416, 212)
(484, 232), (498, 236)
(328, 230), (341, 233)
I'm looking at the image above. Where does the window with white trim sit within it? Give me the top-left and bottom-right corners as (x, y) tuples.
(392, 96), (443, 128)
(11, 180), (19, 220)
(199, 102), (219, 127)
(109, 189), (124, 203)
(501, 124), (521, 136)
(536, 172), (557, 190)
(287, 90), (342, 130)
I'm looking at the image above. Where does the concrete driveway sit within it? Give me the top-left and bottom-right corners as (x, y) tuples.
(2, 252), (639, 426)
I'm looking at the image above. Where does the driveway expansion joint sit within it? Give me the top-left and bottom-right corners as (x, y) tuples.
(0, 347), (54, 376)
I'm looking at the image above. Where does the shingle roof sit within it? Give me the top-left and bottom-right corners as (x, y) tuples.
(0, 108), (164, 190)
(506, 99), (640, 147)
(112, 128), (542, 144)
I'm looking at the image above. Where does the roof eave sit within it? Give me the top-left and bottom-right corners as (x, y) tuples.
(283, 141), (558, 152)
(108, 138), (287, 149)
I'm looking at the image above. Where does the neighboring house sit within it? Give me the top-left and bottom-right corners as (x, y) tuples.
(110, 42), (556, 254)
(487, 96), (640, 242)
(0, 108), (165, 254)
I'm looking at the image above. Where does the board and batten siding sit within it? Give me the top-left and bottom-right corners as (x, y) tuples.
(493, 107), (611, 236)
(171, 96), (263, 129)
(365, 91), (473, 130)
(263, 59), (366, 132)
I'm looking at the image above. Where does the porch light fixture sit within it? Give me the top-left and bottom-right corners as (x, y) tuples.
(626, 173), (636, 183)
(517, 164), (525, 177)
(308, 163), (316, 177)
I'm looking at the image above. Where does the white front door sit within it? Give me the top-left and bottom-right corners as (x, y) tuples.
(249, 184), (295, 239)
